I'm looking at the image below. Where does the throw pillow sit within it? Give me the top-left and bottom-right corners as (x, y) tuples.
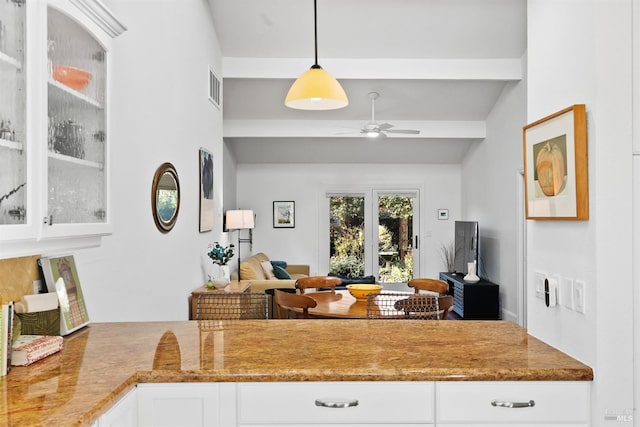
(261, 261), (277, 280)
(270, 260), (287, 269)
(272, 265), (292, 279)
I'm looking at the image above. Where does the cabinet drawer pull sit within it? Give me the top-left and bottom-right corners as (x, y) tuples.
(491, 399), (535, 408)
(315, 398), (359, 408)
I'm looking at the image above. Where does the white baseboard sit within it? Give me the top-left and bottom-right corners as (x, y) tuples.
(501, 308), (518, 324)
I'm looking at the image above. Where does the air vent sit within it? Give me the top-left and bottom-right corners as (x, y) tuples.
(208, 67), (221, 109)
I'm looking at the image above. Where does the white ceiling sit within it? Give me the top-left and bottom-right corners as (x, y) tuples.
(208, 0), (527, 164)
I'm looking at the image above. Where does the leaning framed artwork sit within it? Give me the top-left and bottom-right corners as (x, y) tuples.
(199, 148), (214, 232)
(523, 104), (589, 220)
(273, 201), (295, 228)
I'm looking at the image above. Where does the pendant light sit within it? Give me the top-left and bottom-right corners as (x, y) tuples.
(285, 0), (348, 110)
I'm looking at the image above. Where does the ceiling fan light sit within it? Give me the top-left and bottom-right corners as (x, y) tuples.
(366, 130), (379, 137)
(285, 67), (349, 110)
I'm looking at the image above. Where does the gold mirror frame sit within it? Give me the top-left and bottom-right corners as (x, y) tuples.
(151, 163), (180, 233)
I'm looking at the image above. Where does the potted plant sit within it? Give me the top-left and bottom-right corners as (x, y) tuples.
(206, 242), (235, 289)
(440, 241), (455, 273)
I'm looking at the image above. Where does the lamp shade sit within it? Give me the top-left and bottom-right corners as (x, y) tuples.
(285, 67), (349, 110)
(225, 210), (255, 230)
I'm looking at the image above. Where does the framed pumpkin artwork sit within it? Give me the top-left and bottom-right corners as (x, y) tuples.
(523, 104), (589, 220)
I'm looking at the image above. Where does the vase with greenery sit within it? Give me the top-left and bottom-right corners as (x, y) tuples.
(207, 242), (234, 288)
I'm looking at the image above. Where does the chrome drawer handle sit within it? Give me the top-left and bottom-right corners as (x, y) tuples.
(492, 399), (535, 408)
(315, 398), (359, 408)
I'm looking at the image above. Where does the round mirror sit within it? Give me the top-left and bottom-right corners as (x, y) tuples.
(152, 163), (180, 233)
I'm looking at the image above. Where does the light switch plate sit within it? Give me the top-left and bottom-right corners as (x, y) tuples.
(574, 280), (586, 314)
(535, 271), (546, 299)
(560, 277), (574, 309)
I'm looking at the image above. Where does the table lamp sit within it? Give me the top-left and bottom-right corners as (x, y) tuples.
(225, 210), (255, 273)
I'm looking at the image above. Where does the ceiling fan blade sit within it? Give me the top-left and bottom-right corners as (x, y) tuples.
(377, 123), (394, 130)
(384, 129), (420, 134)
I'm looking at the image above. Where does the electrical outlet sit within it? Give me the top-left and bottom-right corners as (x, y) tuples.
(574, 280), (586, 314)
(535, 271), (546, 299)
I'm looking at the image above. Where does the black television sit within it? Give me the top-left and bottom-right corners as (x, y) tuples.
(454, 221), (479, 274)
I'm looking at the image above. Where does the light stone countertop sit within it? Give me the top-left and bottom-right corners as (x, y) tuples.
(0, 320), (593, 426)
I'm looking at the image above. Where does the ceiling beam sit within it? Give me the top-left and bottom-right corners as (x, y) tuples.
(223, 57), (522, 81)
(223, 120), (486, 139)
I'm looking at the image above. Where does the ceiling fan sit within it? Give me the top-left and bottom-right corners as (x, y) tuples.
(360, 92), (420, 138)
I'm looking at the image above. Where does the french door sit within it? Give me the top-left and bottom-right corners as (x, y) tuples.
(327, 189), (419, 283)
(373, 190), (419, 283)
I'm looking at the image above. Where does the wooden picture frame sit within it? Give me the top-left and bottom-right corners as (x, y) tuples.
(523, 104), (589, 220)
(273, 201), (295, 228)
(199, 148), (214, 232)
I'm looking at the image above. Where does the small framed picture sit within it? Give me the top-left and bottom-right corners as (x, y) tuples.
(273, 201), (295, 228)
(437, 209), (449, 220)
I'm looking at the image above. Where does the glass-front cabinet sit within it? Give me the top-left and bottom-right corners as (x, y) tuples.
(0, 0), (27, 228)
(46, 5), (108, 230)
(0, 0), (124, 250)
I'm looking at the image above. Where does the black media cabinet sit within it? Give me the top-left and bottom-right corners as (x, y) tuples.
(439, 272), (500, 320)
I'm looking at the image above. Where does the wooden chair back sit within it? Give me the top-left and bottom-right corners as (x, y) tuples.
(295, 276), (343, 294)
(408, 278), (449, 295)
(366, 293), (453, 320)
(274, 289), (318, 319)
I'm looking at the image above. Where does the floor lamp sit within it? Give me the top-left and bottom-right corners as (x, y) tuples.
(225, 210), (255, 273)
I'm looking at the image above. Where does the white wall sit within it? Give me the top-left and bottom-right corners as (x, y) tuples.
(236, 163), (461, 279)
(461, 76), (527, 323)
(73, 0), (228, 321)
(528, 0), (634, 419)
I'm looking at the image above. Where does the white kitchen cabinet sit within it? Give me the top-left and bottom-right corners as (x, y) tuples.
(237, 381), (435, 426)
(136, 383), (236, 427)
(97, 386), (138, 427)
(0, 0), (125, 251)
(0, 0), (28, 237)
(436, 381), (590, 426)
(98, 380), (590, 427)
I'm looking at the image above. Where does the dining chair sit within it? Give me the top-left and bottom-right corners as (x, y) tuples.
(295, 276), (343, 294)
(195, 292), (269, 320)
(274, 289), (318, 319)
(366, 292), (453, 320)
(407, 278), (449, 295)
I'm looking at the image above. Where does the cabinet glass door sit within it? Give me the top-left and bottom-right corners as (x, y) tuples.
(0, 0), (26, 225)
(47, 6), (106, 225)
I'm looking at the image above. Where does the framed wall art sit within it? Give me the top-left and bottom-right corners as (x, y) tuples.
(523, 104), (589, 220)
(437, 209), (449, 220)
(273, 201), (295, 228)
(199, 148), (214, 232)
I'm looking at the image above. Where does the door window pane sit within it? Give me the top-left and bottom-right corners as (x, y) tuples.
(329, 196), (364, 277)
(378, 195), (414, 283)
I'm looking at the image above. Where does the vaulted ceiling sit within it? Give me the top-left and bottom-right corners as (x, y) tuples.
(208, 0), (527, 164)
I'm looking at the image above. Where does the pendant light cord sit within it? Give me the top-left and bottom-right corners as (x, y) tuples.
(312, 0), (320, 69)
